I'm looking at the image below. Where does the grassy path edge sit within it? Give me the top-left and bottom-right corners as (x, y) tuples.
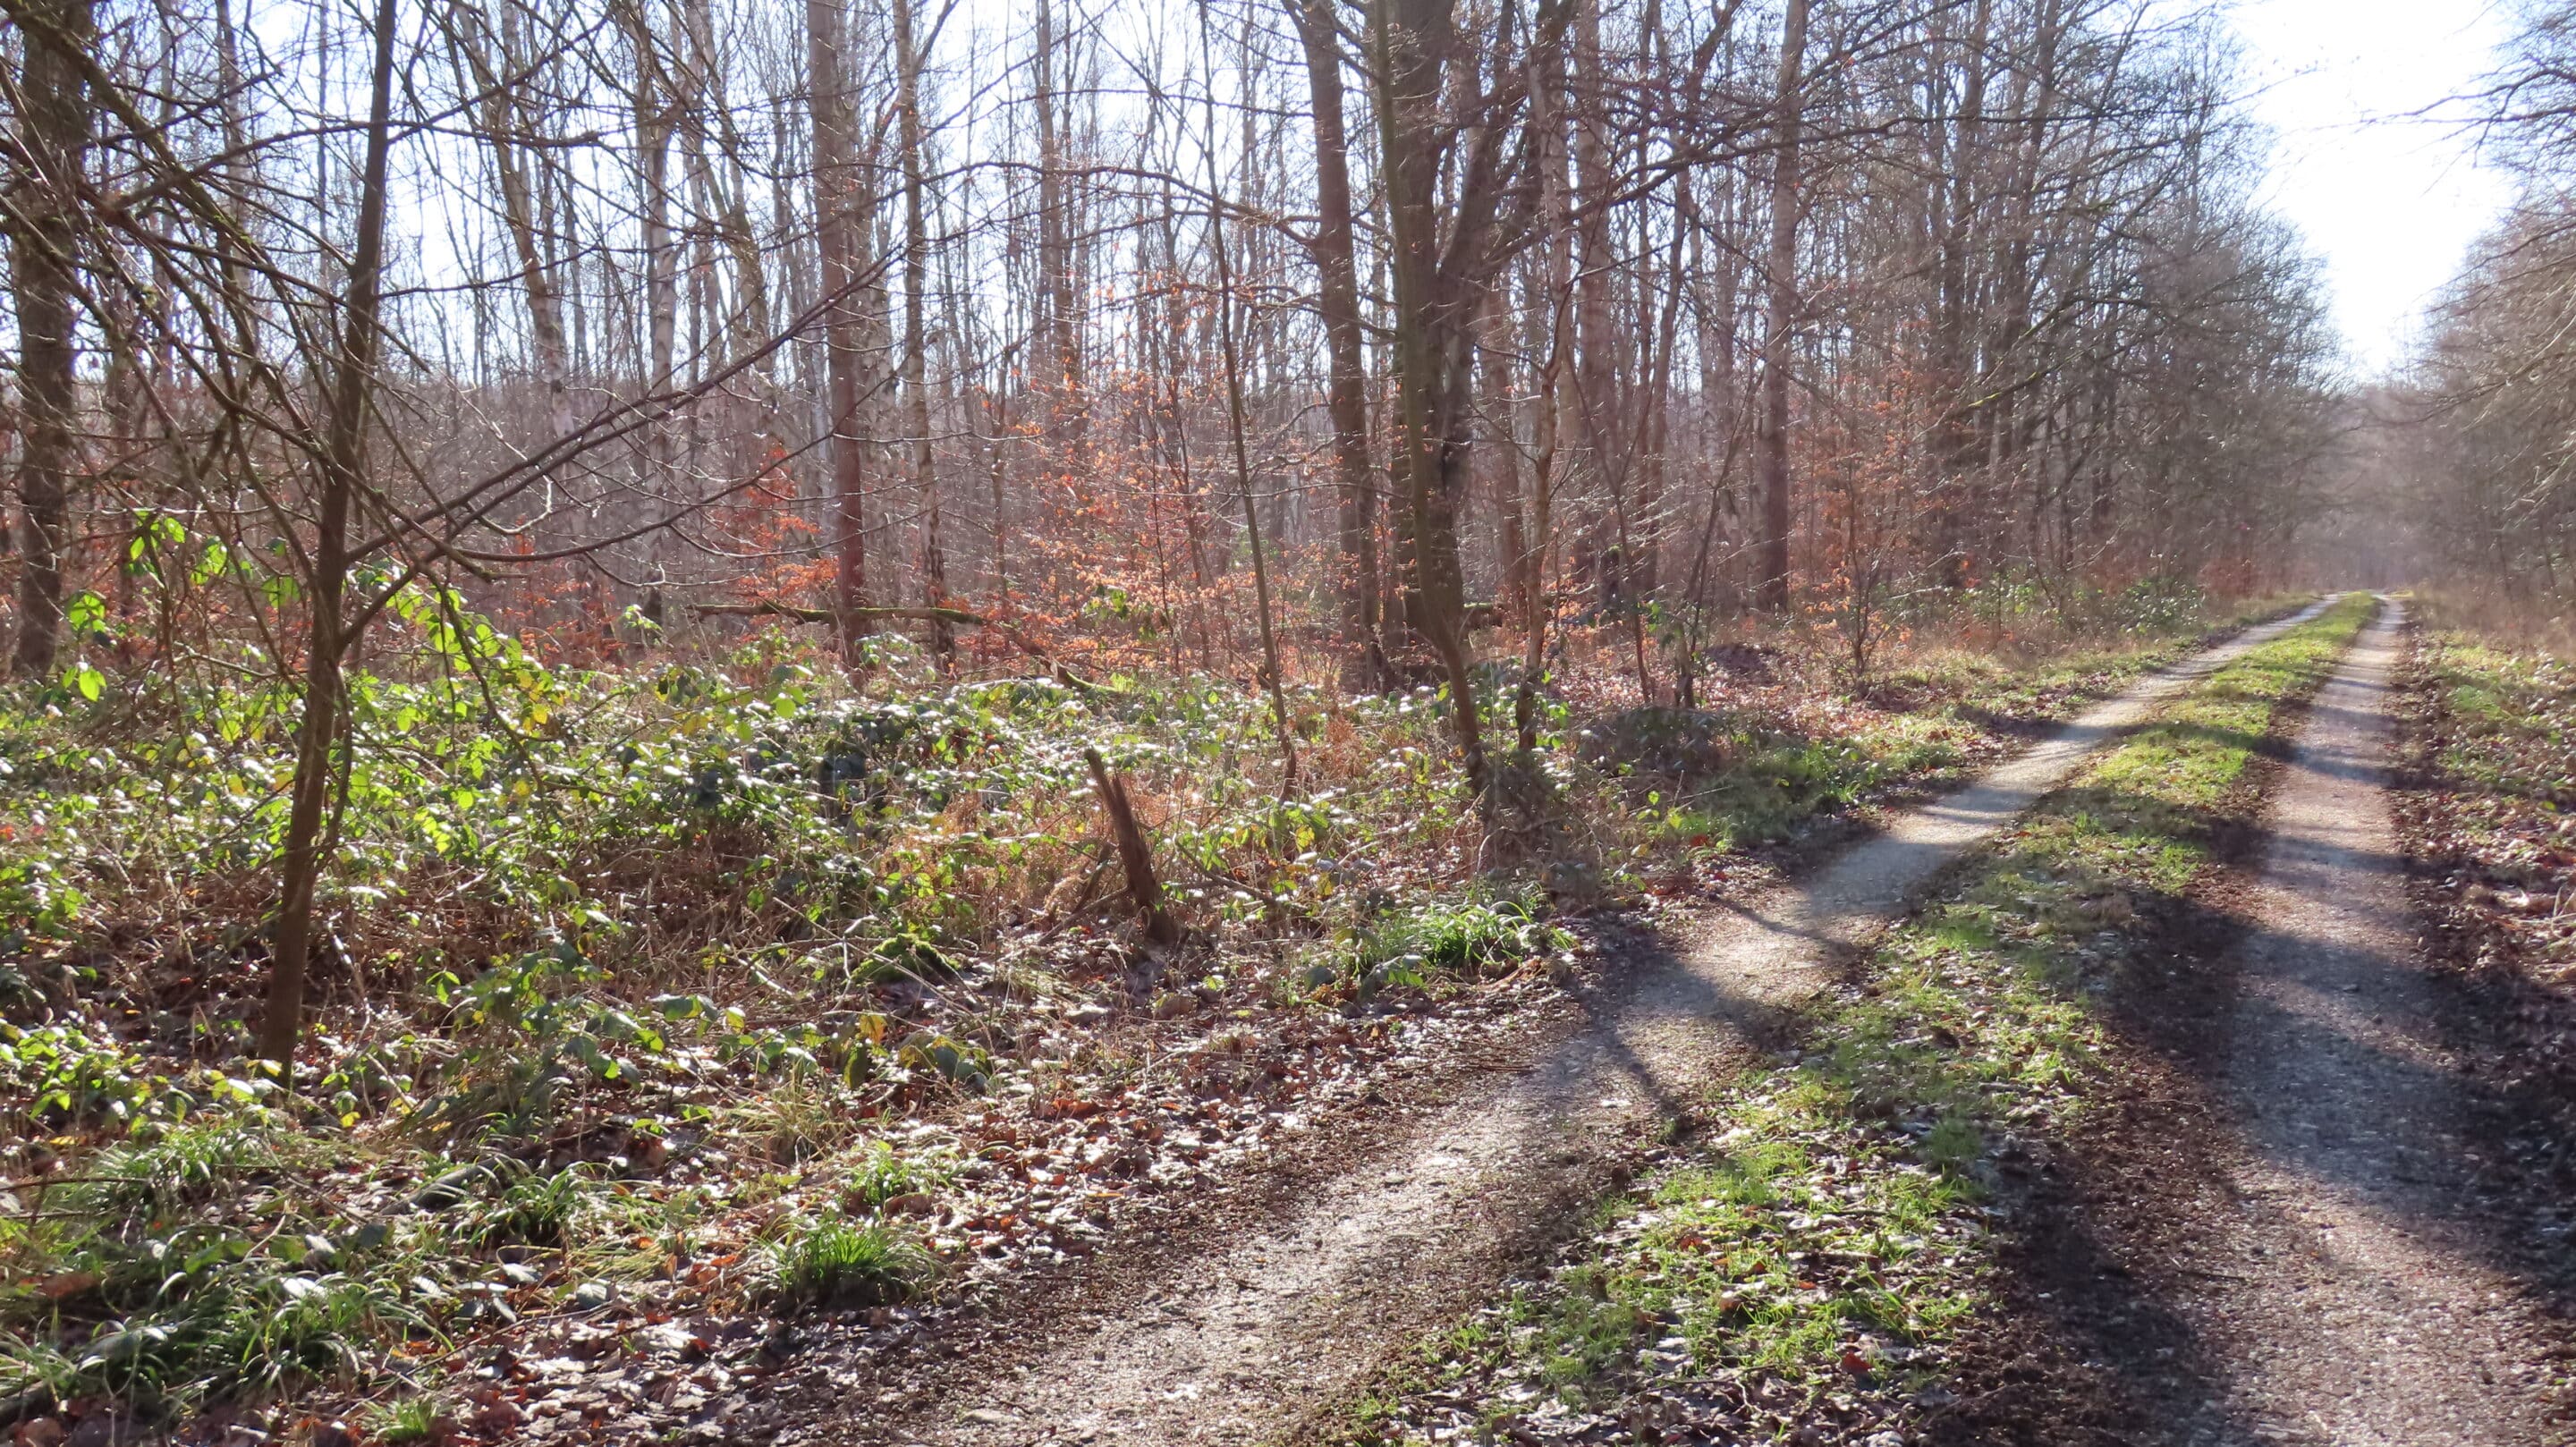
(1327, 593), (2380, 1444)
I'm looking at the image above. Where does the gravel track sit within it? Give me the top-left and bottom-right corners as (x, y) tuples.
(2126, 598), (2564, 1446)
(877, 601), (2338, 1446)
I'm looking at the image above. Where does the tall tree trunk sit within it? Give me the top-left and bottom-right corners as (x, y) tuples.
(1519, 259), (1574, 753)
(1291, 0), (1381, 688)
(260, 0), (398, 1066)
(1200, 0), (1298, 788)
(1515, 24), (1573, 749)
(1755, 0), (1808, 613)
(453, 1), (572, 441)
(681, 0), (772, 378)
(1372, 0), (1479, 788)
(1569, 0), (1623, 600)
(627, 1), (677, 587)
(1035, 0), (1084, 445)
(1368, 0), (1563, 791)
(893, 0), (949, 665)
(7, 0), (96, 679)
(808, 0), (872, 652)
(983, 385), (1011, 597)
(1929, 0), (1990, 588)
(1483, 292), (1524, 632)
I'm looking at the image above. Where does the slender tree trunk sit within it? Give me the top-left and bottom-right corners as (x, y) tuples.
(1035, 0), (1084, 445)
(1929, 0), (1990, 588)
(893, 0), (949, 665)
(808, 0), (873, 652)
(1517, 265), (1572, 755)
(1291, 0), (1381, 688)
(628, 2), (677, 595)
(681, 0), (772, 380)
(457, 1), (573, 442)
(1199, 8), (1297, 789)
(260, 0), (399, 1066)
(1515, 31), (1575, 753)
(982, 384), (1012, 598)
(1371, 0), (1487, 791)
(1483, 293), (1525, 630)
(1568, 0), (1623, 601)
(8, 0), (96, 679)
(1755, 0), (1808, 613)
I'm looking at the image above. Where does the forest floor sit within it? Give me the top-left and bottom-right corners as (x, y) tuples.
(25, 592), (2576, 1447)
(680, 589), (2576, 1447)
(41, 589), (2551, 1447)
(0, 595), (2309, 1447)
(764, 609), (2351, 1445)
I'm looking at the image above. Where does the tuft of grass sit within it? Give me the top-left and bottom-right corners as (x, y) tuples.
(206, 1270), (424, 1399)
(748, 1070), (864, 1165)
(69, 1122), (290, 1224)
(1530, 1268), (1648, 1388)
(366, 1394), (445, 1443)
(767, 1217), (936, 1310)
(0, 1247), (428, 1412)
(841, 1140), (954, 1214)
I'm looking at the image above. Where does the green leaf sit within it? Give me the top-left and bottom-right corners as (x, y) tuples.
(191, 539), (233, 584)
(64, 591), (106, 636)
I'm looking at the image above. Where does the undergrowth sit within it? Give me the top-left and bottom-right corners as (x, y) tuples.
(2402, 624), (2576, 978)
(2393, 602), (2576, 1153)
(0, 582), (2282, 1434)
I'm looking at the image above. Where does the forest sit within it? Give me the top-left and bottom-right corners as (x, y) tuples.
(0, 0), (2570, 1441)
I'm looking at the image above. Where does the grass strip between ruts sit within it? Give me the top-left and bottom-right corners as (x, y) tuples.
(1338, 593), (2380, 1443)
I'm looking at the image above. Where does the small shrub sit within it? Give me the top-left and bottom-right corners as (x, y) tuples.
(751, 1073), (859, 1164)
(1580, 707), (1743, 782)
(459, 1164), (585, 1248)
(0, 1024), (165, 1130)
(418, 1045), (578, 1144)
(893, 1033), (992, 1091)
(1356, 896), (1572, 984)
(2105, 575), (2207, 633)
(858, 927), (957, 983)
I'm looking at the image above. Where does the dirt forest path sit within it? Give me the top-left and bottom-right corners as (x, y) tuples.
(867, 602), (2343, 1446)
(2102, 597), (2564, 1446)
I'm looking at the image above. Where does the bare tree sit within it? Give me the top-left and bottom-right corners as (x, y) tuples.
(4, 0), (95, 677)
(1753, 0), (1805, 613)
(258, 0), (402, 1063)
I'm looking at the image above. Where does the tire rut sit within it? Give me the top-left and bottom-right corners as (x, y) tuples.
(875, 601), (2339, 1446)
(2138, 597), (2561, 1446)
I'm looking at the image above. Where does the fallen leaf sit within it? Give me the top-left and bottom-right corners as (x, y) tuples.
(36, 1272), (97, 1300)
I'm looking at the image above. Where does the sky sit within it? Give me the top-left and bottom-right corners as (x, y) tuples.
(2224, 0), (2520, 377)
